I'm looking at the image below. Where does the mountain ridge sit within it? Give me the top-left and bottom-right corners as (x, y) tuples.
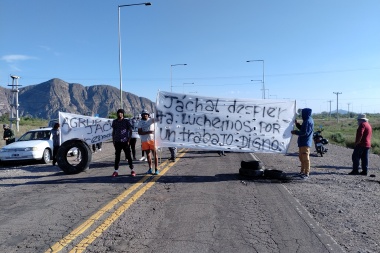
(0, 78), (155, 119)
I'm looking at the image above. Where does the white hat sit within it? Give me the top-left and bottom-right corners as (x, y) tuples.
(357, 113), (368, 121)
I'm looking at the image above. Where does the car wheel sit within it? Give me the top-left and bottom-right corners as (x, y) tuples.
(57, 139), (92, 174)
(41, 148), (51, 164)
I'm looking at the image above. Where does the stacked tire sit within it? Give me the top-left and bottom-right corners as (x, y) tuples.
(263, 169), (284, 179)
(239, 160), (285, 179)
(239, 160), (265, 177)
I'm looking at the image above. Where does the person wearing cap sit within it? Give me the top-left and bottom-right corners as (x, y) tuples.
(138, 109), (159, 175)
(291, 108), (314, 179)
(349, 114), (372, 176)
(111, 109), (135, 177)
(3, 124), (15, 145)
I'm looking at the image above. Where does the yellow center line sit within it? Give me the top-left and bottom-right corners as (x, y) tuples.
(45, 149), (187, 253)
(70, 150), (187, 253)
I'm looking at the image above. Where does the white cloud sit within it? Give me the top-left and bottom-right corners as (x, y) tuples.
(1, 54), (37, 63)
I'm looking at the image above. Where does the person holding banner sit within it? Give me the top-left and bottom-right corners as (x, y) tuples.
(138, 109), (159, 175)
(51, 123), (60, 166)
(168, 147), (177, 161)
(291, 108), (314, 179)
(111, 109), (135, 177)
(129, 116), (140, 161)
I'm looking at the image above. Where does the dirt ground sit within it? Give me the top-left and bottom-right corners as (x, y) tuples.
(255, 137), (380, 253)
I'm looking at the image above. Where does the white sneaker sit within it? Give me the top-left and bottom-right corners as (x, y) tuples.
(98, 149), (101, 151)
(139, 157), (146, 161)
(144, 157), (148, 161)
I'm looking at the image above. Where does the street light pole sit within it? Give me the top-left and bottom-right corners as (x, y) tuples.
(118, 2), (151, 109)
(170, 64), (187, 92)
(247, 60), (265, 99)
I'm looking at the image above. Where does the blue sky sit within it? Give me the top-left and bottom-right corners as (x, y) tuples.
(1, 0), (379, 114)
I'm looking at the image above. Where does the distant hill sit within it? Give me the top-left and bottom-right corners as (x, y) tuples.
(0, 78), (155, 119)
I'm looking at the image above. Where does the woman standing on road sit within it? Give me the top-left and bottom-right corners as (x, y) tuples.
(51, 123), (60, 166)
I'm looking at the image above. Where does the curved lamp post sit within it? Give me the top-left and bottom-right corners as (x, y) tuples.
(118, 2), (151, 109)
(247, 60), (265, 99)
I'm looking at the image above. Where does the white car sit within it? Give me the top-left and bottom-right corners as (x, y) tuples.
(0, 127), (54, 164)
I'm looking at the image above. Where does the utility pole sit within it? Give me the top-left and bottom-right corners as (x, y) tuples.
(8, 75), (21, 132)
(347, 103), (351, 118)
(327, 100), (332, 118)
(333, 92), (342, 122)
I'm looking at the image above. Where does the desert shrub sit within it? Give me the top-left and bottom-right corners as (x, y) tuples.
(330, 132), (345, 144)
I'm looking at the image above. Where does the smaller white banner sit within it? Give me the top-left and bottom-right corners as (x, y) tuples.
(59, 112), (113, 145)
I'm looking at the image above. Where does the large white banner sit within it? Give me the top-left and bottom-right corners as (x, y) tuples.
(155, 91), (296, 153)
(59, 112), (113, 145)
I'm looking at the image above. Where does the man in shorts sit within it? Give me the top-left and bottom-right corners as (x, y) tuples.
(138, 109), (159, 175)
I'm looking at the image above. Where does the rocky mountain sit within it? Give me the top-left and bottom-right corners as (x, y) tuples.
(0, 78), (155, 119)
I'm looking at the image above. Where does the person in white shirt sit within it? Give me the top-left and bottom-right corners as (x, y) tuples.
(138, 109), (159, 175)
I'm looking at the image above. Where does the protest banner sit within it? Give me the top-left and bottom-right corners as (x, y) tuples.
(155, 91), (296, 153)
(59, 112), (113, 145)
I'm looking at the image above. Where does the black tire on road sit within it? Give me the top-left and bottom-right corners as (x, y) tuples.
(239, 168), (264, 177)
(241, 160), (264, 170)
(264, 169), (284, 179)
(57, 139), (92, 174)
(41, 148), (51, 164)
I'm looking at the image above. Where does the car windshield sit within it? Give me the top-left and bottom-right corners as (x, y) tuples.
(18, 130), (51, 141)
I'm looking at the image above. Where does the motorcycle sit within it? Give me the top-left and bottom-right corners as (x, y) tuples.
(313, 129), (329, 157)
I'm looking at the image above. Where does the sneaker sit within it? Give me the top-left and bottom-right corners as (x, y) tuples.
(139, 157), (146, 161)
(112, 171), (118, 177)
(154, 170), (160, 175)
(146, 168), (153, 174)
(98, 149), (102, 152)
(348, 170), (360, 175)
(131, 170), (136, 177)
(301, 174), (309, 180)
(144, 157), (148, 162)
(169, 157), (175, 161)
(360, 171), (368, 176)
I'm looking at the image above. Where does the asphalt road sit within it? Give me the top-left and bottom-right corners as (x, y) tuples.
(0, 141), (345, 253)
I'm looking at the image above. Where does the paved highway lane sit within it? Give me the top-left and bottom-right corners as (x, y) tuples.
(0, 141), (344, 253)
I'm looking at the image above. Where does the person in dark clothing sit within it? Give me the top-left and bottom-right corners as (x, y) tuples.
(92, 142), (102, 152)
(349, 114), (372, 176)
(3, 124), (15, 145)
(168, 147), (177, 161)
(51, 123), (60, 166)
(291, 108), (314, 179)
(111, 109), (135, 177)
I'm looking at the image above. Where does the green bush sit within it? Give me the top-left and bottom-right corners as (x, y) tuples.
(330, 132), (345, 143)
